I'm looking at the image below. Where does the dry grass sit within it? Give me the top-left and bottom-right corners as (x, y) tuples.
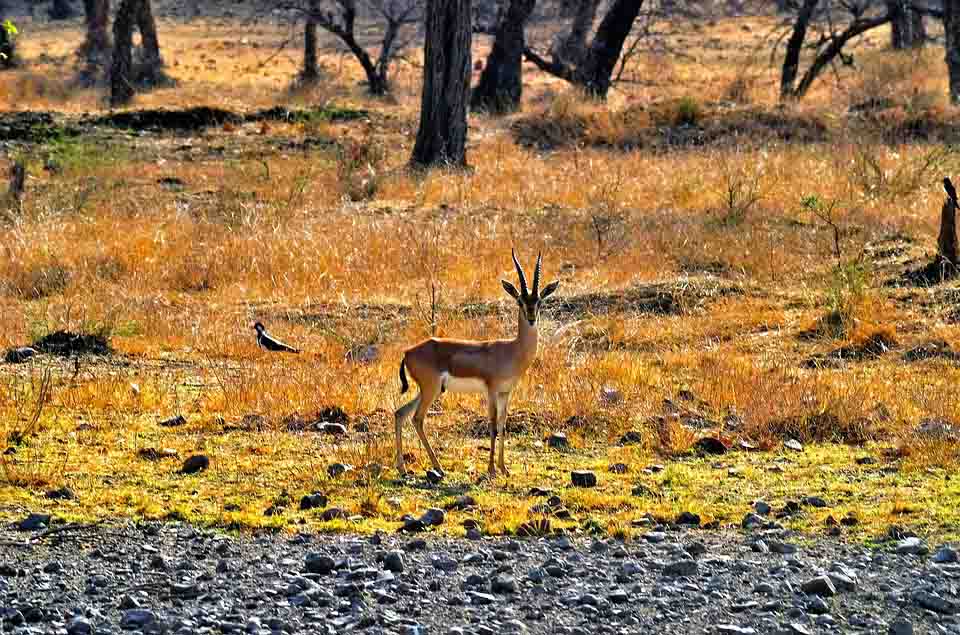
(1, 11), (959, 540)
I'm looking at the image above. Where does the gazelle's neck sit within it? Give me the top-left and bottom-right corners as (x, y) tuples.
(515, 305), (539, 359)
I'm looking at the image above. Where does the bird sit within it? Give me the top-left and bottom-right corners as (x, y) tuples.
(945, 177), (958, 207)
(253, 322), (300, 353)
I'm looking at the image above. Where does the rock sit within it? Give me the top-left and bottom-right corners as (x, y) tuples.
(384, 551), (404, 573)
(827, 571), (857, 592)
(802, 496), (827, 508)
(855, 456), (877, 465)
(608, 463), (629, 474)
(571, 470), (597, 487)
(425, 469), (444, 484)
(807, 596), (830, 614)
(801, 575), (837, 597)
(320, 507), (348, 522)
(528, 487), (553, 497)
(420, 508), (445, 526)
(327, 463), (352, 478)
(767, 540), (798, 555)
(785, 439), (803, 452)
(318, 422), (347, 436)
(753, 501), (771, 516)
(741, 513), (764, 529)
(491, 574), (517, 594)
(933, 546), (959, 563)
(121, 609), (158, 629)
(180, 454), (209, 474)
(717, 627), (756, 634)
(600, 386), (622, 405)
(787, 625), (812, 635)
(304, 553), (336, 574)
(663, 559), (699, 577)
(676, 511), (701, 527)
(888, 618), (913, 635)
(547, 432), (568, 449)
(693, 437), (727, 455)
(299, 493), (328, 510)
(4, 346), (38, 363)
(45, 486), (75, 500)
(619, 430), (643, 445)
(467, 591), (496, 605)
(66, 617), (92, 635)
(912, 590), (958, 614)
(17, 513), (51, 531)
(895, 537), (929, 556)
(158, 415), (187, 427)
(431, 554), (458, 572)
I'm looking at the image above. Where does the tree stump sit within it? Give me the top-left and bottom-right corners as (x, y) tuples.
(939, 177), (959, 273)
(5, 161), (25, 216)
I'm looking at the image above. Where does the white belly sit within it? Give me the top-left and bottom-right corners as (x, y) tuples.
(441, 372), (488, 394)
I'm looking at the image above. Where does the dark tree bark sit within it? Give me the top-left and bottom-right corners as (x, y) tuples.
(939, 195), (958, 268)
(0, 20), (14, 69)
(523, 0), (643, 99)
(6, 161), (25, 214)
(49, 0), (76, 20)
(947, 0), (960, 103)
(302, 0), (320, 81)
(411, 0), (472, 168)
(135, 0), (162, 83)
(780, 0), (818, 100)
(81, 0), (110, 60)
(470, 0), (535, 113)
(110, 0), (137, 106)
(551, 0), (599, 67)
(887, 0), (926, 48)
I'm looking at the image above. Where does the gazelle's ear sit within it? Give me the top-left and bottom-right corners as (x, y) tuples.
(540, 280), (560, 299)
(501, 280), (521, 300)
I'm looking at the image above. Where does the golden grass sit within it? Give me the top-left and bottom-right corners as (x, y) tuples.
(1, 14), (959, 540)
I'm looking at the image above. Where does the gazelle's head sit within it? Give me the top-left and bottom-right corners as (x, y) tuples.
(501, 249), (559, 327)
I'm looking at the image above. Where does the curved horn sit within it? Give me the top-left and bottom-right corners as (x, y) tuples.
(512, 249), (529, 297)
(533, 251), (542, 296)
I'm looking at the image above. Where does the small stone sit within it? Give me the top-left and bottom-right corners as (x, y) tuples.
(608, 463), (629, 474)
(121, 609), (158, 629)
(619, 430), (643, 445)
(888, 617), (913, 635)
(933, 546), (958, 563)
(826, 571), (857, 592)
(767, 540), (798, 555)
(180, 454), (209, 474)
(319, 422), (347, 435)
(425, 469), (444, 484)
(45, 487), (75, 500)
(912, 590), (958, 614)
(4, 347), (37, 363)
(785, 439), (803, 452)
(304, 553), (336, 574)
(855, 456), (877, 465)
(895, 537), (929, 555)
(547, 432), (568, 449)
(446, 495), (476, 511)
(753, 501), (771, 516)
(571, 470), (597, 487)
(802, 496), (827, 508)
(788, 624), (812, 635)
(643, 531), (667, 544)
(693, 437), (727, 455)
(663, 559), (698, 577)
(431, 554), (458, 572)
(327, 463), (352, 478)
(466, 527), (482, 540)
(299, 493), (328, 510)
(467, 591), (496, 605)
(66, 617), (92, 635)
(491, 574), (517, 594)
(717, 627), (756, 634)
(807, 596), (830, 614)
(741, 513), (765, 529)
(405, 538), (427, 551)
(320, 507), (348, 522)
(420, 508), (445, 526)
(158, 415), (186, 427)
(676, 511), (700, 527)
(384, 551), (404, 573)
(17, 513), (51, 531)
(801, 575), (837, 597)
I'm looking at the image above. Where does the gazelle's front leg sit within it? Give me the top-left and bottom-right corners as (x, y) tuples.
(496, 391), (511, 475)
(486, 392), (498, 478)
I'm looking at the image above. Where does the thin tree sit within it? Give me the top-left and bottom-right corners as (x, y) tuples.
(886, 0), (925, 48)
(49, 0), (76, 20)
(80, 0), (110, 61)
(302, 0), (320, 81)
(947, 0), (960, 103)
(110, 0), (161, 105)
(411, 0), (472, 168)
(551, 0), (599, 67)
(470, 0), (536, 113)
(523, 0), (644, 99)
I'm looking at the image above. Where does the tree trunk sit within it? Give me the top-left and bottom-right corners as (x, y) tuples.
(888, 0), (926, 48)
(0, 18), (14, 69)
(781, 0), (819, 100)
(302, 0), (319, 81)
(110, 0), (137, 106)
(135, 0), (162, 83)
(49, 0), (76, 20)
(82, 0), (110, 60)
(552, 0), (599, 67)
(572, 0), (643, 98)
(947, 0), (960, 103)
(411, 0), (472, 168)
(6, 161), (25, 214)
(471, 0), (535, 113)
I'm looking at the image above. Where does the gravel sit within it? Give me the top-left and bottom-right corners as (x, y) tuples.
(1, 522), (958, 634)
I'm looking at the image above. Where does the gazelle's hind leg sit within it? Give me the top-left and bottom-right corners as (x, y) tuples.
(496, 392), (511, 475)
(394, 393), (421, 476)
(412, 382), (444, 476)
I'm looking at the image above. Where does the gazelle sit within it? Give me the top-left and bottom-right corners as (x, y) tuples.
(395, 250), (559, 479)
